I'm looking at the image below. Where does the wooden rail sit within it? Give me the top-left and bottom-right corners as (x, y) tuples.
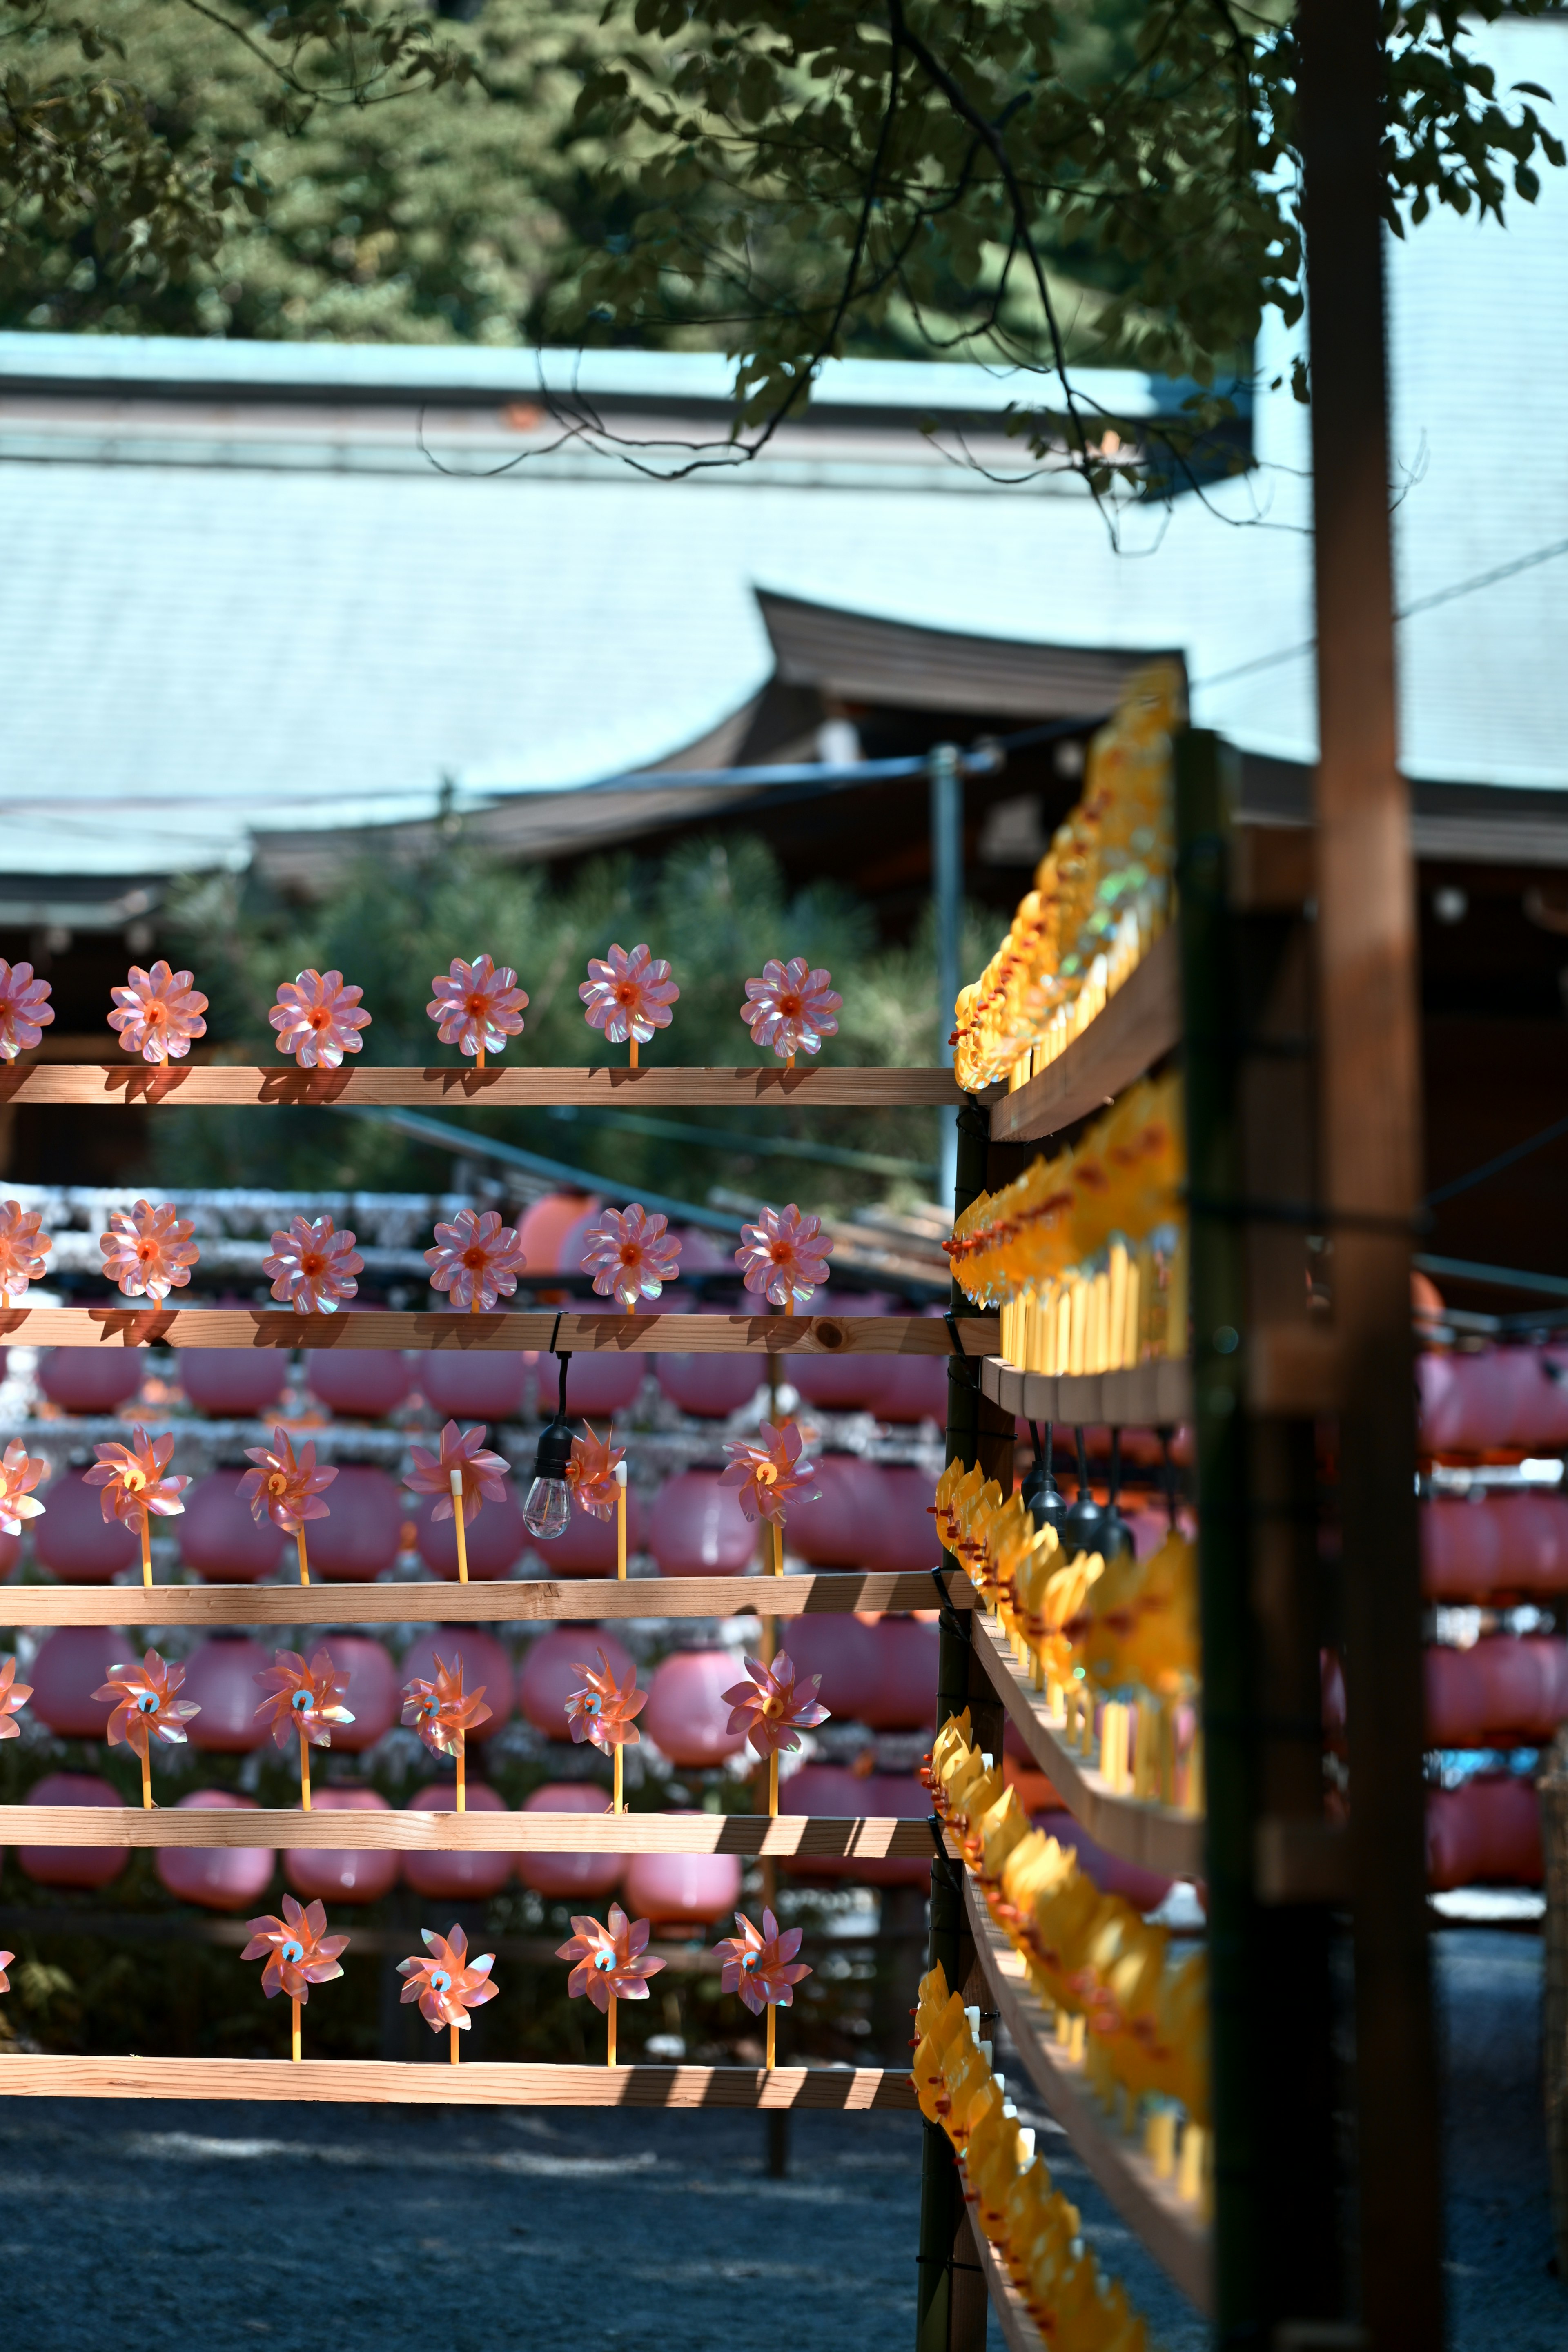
(969, 2221), (1046, 2352)
(0, 1062), (962, 1109)
(0, 1807), (936, 1857)
(0, 1570), (975, 1628)
(962, 1873), (1212, 2312)
(0, 1307), (995, 1356)
(985, 930), (1180, 1146)
(0, 2054), (917, 2109)
(980, 1356), (1192, 1429)
(969, 1614), (1205, 1880)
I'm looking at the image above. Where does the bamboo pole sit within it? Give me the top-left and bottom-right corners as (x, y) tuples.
(450, 1470), (469, 1584)
(295, 1529), (310, 1588)
(298, 1729), (312, 1811)
(291, 1999), (301, 2063)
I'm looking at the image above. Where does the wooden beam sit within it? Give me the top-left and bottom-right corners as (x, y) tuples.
(0, 1307), (995, 1356)
(967, 2225), (1045, 2352)
(979, 1356), (1192, 1429)
(0, 1063), (962, 1109)
(0, 1807), (936, 1857)
(985, 927), (1179, 1146)
(0, 2054), (918, 2109)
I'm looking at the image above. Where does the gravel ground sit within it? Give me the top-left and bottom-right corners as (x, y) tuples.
(0, 1928), (1558, 2350)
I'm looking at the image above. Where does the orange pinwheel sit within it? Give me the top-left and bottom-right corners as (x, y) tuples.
(83, 1428), (188, 1586)
(0, 1950), (13, 1996)
(0, 1654), (34, 1739)
(715, 1907), (812, 2014)
(239, 1428), (336, 1584)
(398, 1924), (497, 2061)
(558, 1905), (665, 2012)
(254, 1648), (354, 1809)
(406, 1421), (510, 1527)
(719, 1419), (819, 1527)
(722, 1651), (829, 1759)
(94, 1648), (200, 1807)
(241, 1893), (348, 2060)
(401, 1653), (494, 1758)
(0, 1439), (46, 1539)
(564, 1649), (646, 1755)
(566, 1425), (626, 1522)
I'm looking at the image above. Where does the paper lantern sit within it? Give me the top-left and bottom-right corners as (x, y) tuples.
(1472, 1635), (1568, 1742)
(1417, 1348), (1559, 1455)
(178, 1350), (290, 1420)
(780, 1762), (933, 1888)
(1428, 1776), (1543, 1889)
(305, 1464), (405, 1580)
(517, 1627), (635, 1741)
(27, 1625), (126, 1737)
(401, 1628), (512, 1739)
(316, 1633), (402, 1752)
(182, 1634), (273, 1753)
(648, 1471), (755, 1576)
(641, 1650), (747, 1768)
(623, 1844), (741, 1926)
(16, 1771), (127, 1889)
(403, 1780), (511, 1899)
(177, 1468), (286, 1584)
(285, 1785), (400, 1904)
(1034, 1802), (1174, 1912)
(36, 1348), (144, 1415)
(868, 1351), (950, 1426)
(1486, 1492), (1568, 1593)
(864, 1464), (940, 1574)
(857, 1616), (938, 1730)
(32, 1471), (138, 1583)
(537, 1484), (648, 1577)
(411, 1488), (525, 1581)
(786, 1454), (886, 1568)
(422, 1351), (529, 1423)
(656, 1353), (765, 1419)
(1420, 1500), (1504, 1601)
(304, 1348), (414, 1420)
(782, 1616), (880, 1724)
(157, 1790), (276, 1911)
(788, 1297), (893, 1411)
(557, 1347), (647, 1418)
(0, 1530), (18, 1580)
(515, 1783), (625, 1899)
(517, 1193), (599, 1274)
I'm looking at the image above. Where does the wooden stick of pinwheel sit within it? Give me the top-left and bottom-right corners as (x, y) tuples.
(406, 1420), (512, 1588)
(242, 1894), (348, 2062)
(559, 1904), (664, 2067)
(616, 1459), (628, 1580)
(254, 1649), (354, 1811)
(238, 1427), (337, 1588)
(398, 1924), (498, 2065)
(564, 1648), (645, 1818)
(401, 1652), (492, 1813)
(715, 1907), (812, 2072)
(722, 1651), (829, 1820)
(84, 1428), (190, 1589)
(95, 1649), (200, 1809)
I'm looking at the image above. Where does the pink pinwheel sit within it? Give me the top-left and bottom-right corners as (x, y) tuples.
(558, 1904), (665, 2015)
(722, 1651), (829, 1759)
(0, 961), (53, 1061)
(262, 1214), (363, 1314)
(0, 1951), (12, 1996)
(268, 969), (371, 1070)
(741, 959), (842, 1066)
(715, 1907), (813, 2015)
(425, 1207), (527, 1313)
(0, 1439), (46, 1539)
(0, 1199), (51, 1304)
(98, 1198), (199, 1302)
(254, 1648), (354, 1807)
(735, 1203), (833, 1307)
(566, 1424), (624, 1521)
(720, 1419), (819, 1527)
(427, 956), (528, 1064)
(401, 1653), (494, 1808)
(95, 1647), (200, 1805)
(579, 942), (679, 1062)
(240, 1428), (337, 1535)
(242, 1893), (348, 2057)
(108, 962), (207, 1064)
(580, 1203), (681, 1311)
(0, 1654), (34, 1740)
(85, 1429), (187, 1586)
(564, 1648), (646, 1755)
(407, 1420), (510, 1528)
(399, 1925), (497, 2059)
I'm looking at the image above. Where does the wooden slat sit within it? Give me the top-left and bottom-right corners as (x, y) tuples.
(968, 2222), (1045, 2352)
(0, 1307), (994, 1357)
(0, 1807), (935, 1857)
(0, 2054), (916, 2109)
(0, 1063), (961, 1109)
(986, 929), (1180, 1145)
(968, 1613), (1205, 1879)
(0, 1570), (976, 1628)
(961, 1871), (1212, 2311)
(980, 1356), (1192, 1429)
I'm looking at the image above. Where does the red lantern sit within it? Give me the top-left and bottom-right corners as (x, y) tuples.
(1486, 1492), (1568, 1593)
(1473, 1635), (1568, 1742)
(1424, 1643), (1486, 1748)
(16, 1771), (127, 1889)
(176, 1469), (286, 1584)
(1462, 1774), (1542, 1883)
(781, 1616), (881, 1723)
(422, 1352), (529, 1423)
(411, 1488), (525, 1581)
(1417, 1348), (1548, 1454)
(178, 1350), (289, 1420)
(656, 1354), (765, 1419)
(1425, 1785), (1472, 1890)
(786, 1455), (886, 1568)
(517, 1627), (635, 1741)
(558, 1347), (647, 1419)
(858, 1616), (938, 1730)
(182, 1634), (272, 1752)
(641, 1650), (747, 1768)
(515, 1784), (625, 1899)
(536, 1484), (648, 1577)
(306, 1465), (405, 1580)
(517, 1193), (599, 1274)
(788, 1297), (893, 1412)
(622, 1844), (741, 1927)
(648, 1471), (755, 1575)
(780, 1762), (933, 1889)
(157, 1790), (276, 1912)
(1420, 1500), (1504, 1601)
(403, 1780), (511, 1899)
(36, 1348), (144, 1415)
(32, 1471), (139, 1583)
(315, 1634), (402, 1752)
(28, 1625), (125, 1737)
(304, 1348), (414, 1420)
(401, 1628), (512, 1739)
(867, 1352), (950, 1426)
(285, 1785), (400, 1904)
(864, 1466), (940, 1574)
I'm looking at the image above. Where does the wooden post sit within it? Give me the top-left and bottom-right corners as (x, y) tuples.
(1297, 4), (1441, 2345)
(1544, 1733), (1568, 2280)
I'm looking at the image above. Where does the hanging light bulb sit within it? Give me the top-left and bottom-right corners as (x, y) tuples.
(523, 1347), (575, 1540)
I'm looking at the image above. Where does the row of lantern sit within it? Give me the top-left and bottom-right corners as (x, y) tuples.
(1423, 1636), (1568, 1748)
(1, 1454), (941, 1584)
(1426, 1775), (1542, 1890)
(1420, 1493), (1568, 1597)
(1418, 1346), (1568, 1455)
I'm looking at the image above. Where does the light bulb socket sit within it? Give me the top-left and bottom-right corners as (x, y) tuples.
(531, 1419), (575, 1484)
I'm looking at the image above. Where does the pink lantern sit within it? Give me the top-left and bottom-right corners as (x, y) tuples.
(16, 1771), (127, 1889)
(157, 1790), (276, 1912)
(517, 1193), (599, 1274)
(1417, 1348), (1558, 1455)
(1034, 1802), (1174, 1912)
(858, 1617), (938, 1729)
(623, 1843), (742, 1927)
(178, 1350), (290, 1420)
(422, 1352), (529, 1423)
(0, 1529), (18, 1580)
(788, 1297), (893, 1412)
(32, 1471), (139, 1583)
(868, 1351), (950, 1426)
(1486, 1492), (1568, 1594)
(1424, 1644), (1486, 1748)
(559, 1343), (647, 1419)
(285, 1785), (399, 1904)
(1473, 1635), (1568, 1742)
(786, 1454), (886, 1568)
(515, 1783), (625, 1899)
(176, 1468), (286, 1583)
(1419, 1500), (1504, 1601)
(304, 1348), (414, 1420)
(656, 1353), (765, 1419)
(1425, 1785), (1472, 1890)
(36, 1348), (144, 1415)
(411, 1487), (525, 1581)
(782, 1616), (881, 1723)
(537, 1484), (648, 1577)
(182, 1634), (273, 1752)
(28, 1625), (125, 1737)
(305, 1464), (405, 1579)
(401, 1628), (512, 1738)
(1462, 1774), (1543, 1884)
(315, 1634), (402, 1752)
(780, 1762), (933, 1889)
(864, 1465), (940, 1575)
(641, 1650), (748, 1767)
(403, 1780), (511, 1899)
(648, 1470), (755, 1576)
(518, 1627), (635, 1741)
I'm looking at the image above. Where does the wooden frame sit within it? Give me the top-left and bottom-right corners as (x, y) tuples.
(0, 1806), (936, 1856)
(0, 2055), (917, 2108)
(984, 928), (1180, 1146)
(0, 1063), (961, 1109)
(979, 1356), (1192, 1429)
(0, 1307), (995, 1355)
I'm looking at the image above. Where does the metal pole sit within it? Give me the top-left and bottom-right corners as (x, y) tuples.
(930, 744), (962, 1207)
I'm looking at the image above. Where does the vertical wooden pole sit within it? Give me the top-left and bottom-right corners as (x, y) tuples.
(1297, 6), (1441, 2346)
